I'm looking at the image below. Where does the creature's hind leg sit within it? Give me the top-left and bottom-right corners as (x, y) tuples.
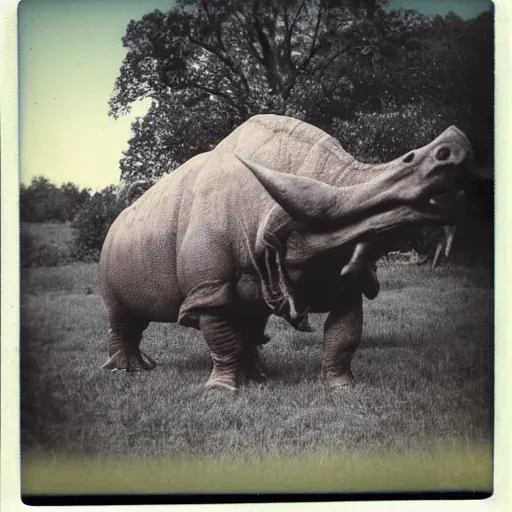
(102, 314), (154, 371)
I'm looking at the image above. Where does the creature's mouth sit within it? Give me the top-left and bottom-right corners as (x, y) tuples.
(417, 163), (467, 220)
(420, 188), (465, 219)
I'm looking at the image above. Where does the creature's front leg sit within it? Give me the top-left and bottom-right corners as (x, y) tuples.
(200, 307), (270, 390)
(322, 291), (363, 388)
(200, 309), (244, 391)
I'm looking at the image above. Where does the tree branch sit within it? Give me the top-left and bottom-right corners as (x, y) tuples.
(299, 3), (323, 70)
(188, 35), (250, 96)
(180, 79), (245, 113)
(313, 43), (363, 72)
(289, 0), (307, 34)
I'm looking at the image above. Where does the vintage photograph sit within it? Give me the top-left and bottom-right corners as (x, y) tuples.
(18, 0), (493, 502)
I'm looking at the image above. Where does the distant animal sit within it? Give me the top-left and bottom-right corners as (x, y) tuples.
(99, 114), (471, 390)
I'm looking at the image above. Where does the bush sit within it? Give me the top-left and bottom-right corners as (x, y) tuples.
(71, 180), (153, 261)
(20, 178), (91, 223)
(20, 229), (72, 268)
(72, 186), (124, 262)
(332, 102), (468, 163)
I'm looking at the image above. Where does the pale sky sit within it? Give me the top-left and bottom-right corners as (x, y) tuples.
(19, 0), (492, 190)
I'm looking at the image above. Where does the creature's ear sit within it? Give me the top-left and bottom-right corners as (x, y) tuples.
(235, 155), (341, 224)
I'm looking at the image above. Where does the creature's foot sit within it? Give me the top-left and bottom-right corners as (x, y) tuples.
(243, 360), (268, 383)
(102, 349), (156, 372)
(241, 345), (269, 383)
(205, 367), (238, 391)
(325, 371), (354, 390)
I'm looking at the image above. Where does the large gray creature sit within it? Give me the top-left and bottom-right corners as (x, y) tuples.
(99, 114), (471, 390)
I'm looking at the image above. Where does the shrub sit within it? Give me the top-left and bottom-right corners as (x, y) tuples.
(72, 186), (123, 262)
(71, 180), (152, 262)
(20, 178), (91, 223)
(20, 229), (71, 268)
(332, 102), (468, 163)
(20, 178), (61, 222)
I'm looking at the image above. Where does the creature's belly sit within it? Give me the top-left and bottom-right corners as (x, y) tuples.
(234, 264), (350, 316)
(288, 260), (354, 313)
(235, 274), (265, 304)
(109, 274), (182, 322)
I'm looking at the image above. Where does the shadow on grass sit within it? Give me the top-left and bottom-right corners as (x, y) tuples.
(20, 326), (73, 454)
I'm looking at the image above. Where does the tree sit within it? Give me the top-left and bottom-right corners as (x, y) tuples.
(20, 177), (61, 222)
(110, 1), (493, 182)
(20, 178), (91, 223)
(109, 0), (391, 182)
(58, 182), (91, 221)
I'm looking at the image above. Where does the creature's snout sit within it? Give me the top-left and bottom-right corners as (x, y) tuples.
(391, 126), (473, 219)
(423, 125), (473, 172)
(236, 125), (473, 229)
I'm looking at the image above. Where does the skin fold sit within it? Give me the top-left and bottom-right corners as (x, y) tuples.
(99, 114), (472, 390)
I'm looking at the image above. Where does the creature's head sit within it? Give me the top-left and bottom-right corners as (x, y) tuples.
(237, 126), (473, 239)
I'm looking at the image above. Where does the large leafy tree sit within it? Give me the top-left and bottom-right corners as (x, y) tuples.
(110, 1), (493, 183)
(109, 0), (391, 182)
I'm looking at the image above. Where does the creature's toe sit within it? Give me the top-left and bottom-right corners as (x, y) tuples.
(244, 367), (267, 383)
(205, 367), (238, 391)
(140, 351), (157, 369)
(101, 349), (156, 372)
(205, 378), (238, 392)
(326, 372), (354, 389)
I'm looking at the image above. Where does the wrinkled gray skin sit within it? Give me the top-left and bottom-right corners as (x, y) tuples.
(99, 114), (472, 390)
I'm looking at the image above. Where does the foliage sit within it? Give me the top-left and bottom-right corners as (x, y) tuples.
(20, 229), (72, 268)
(109, 0), (410, 181)
(72, 186), (123, 262)
(110, 2), (493, 182)
(20, 222), (78, 268)
(71, 181), (151, 262)
(332, 102), (465, 162)
(20, 178), (91, 223)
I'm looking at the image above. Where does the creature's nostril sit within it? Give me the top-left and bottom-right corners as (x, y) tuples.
(403, 152), (414, 163)
(436, 147), (451, 161)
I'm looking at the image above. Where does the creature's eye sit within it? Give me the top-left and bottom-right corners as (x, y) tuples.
(403, 152), (414, 163)
(436, 147), (451, 161)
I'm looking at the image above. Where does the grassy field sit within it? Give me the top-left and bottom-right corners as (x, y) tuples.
(20, 259), (493, 495)
(21, 221), (76, 248)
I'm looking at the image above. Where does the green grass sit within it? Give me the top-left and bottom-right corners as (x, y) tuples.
(20, 262), (493, 495)
(22, 444), (492, 494)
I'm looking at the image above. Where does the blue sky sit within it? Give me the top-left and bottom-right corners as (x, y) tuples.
(18, 0), (493, 188)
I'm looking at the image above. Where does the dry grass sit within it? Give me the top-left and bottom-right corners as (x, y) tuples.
(20, 222), (77, 267)
(21, 222), (77, 248)
(20, 261), (493, 494)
